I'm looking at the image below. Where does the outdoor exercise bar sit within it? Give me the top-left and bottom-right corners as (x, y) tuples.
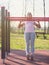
(1, 6), (49, 64)
(7, 17), (49, 21)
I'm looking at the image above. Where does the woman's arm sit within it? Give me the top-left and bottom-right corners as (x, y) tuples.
(18, 21), (25, 28)
(34, 21), (41, 28)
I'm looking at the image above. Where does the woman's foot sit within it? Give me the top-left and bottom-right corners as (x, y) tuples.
(26, 55), (29, 60)
(31, 55), (34, 60)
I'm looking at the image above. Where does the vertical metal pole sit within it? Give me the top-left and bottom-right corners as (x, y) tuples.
(33, 0), (35, 16)
(43, 0), (46, 39)
(5, 10), (8, 53)
(47, 21), (49, 33)
(5, 10), (9, 55)
(5, 11), (10, 55)
(7, 12), (10, 53)
(25, 0), (27, 17)
(1, 7), (6, 63)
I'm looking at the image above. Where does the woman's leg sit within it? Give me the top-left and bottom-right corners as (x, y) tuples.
(24, 33), (30, 55)
(30, 33), (35, 60)
(30, 33), (35, 55)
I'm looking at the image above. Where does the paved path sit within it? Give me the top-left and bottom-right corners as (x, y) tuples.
(0, 50), (49, 65)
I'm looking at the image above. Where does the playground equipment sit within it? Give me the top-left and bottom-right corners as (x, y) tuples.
(1, 7), (10, 63)
(1, 6), (49, 64)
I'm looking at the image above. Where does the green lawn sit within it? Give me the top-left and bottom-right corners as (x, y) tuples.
(0, 33), (49, 50)
(10, 33), (49, 50)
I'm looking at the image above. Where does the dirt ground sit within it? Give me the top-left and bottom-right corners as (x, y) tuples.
(0, 50), (49, 65)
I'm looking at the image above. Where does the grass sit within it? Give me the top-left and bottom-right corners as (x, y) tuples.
(35, 39), (49, 49)
(0, 32), (49, 50)
(10, 33), (49, 50)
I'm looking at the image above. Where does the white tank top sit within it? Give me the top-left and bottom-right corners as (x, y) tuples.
(24, 21), (35, 33)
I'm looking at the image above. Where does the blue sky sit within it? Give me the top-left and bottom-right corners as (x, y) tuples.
(0, 0), (49, 27)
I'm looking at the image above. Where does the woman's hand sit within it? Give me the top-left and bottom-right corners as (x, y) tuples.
(34, 21), (41, 28)
(37, 21), (41, 28)
(18, 22), (21, 28)
(18, 21), (25, 28)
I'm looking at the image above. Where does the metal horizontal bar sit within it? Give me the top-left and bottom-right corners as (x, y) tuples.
(7, 17), (49, 21)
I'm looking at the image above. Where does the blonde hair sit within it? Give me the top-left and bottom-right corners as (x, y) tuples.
(27, 12), (32, 17)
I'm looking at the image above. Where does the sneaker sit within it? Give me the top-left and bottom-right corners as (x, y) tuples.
(26, 55), (29, 60)
(31, 55), (33, 60)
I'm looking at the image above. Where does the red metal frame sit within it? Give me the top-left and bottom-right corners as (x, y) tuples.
(7, 17), (49, 21)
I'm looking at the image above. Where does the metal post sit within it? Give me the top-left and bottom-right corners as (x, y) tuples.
(43, 0), (46, 39)
(33, 0), (35, 16)
(7, 12), (10, 54)
(47, 21), (49, 33)
(5, 10), (9, 56)
(1, 7), (6, 63)
(5, 10), (10, 55)
(25, 0), (26, 16)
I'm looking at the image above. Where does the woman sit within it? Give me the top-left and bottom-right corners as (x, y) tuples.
(18, 12), (41, 60)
